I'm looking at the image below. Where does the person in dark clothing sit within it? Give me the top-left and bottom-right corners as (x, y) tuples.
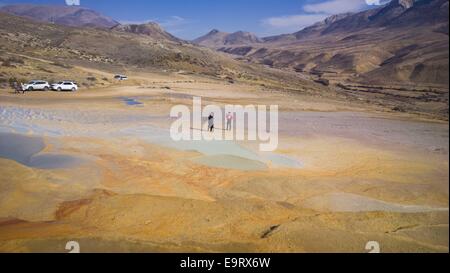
(11, 82), (19, 94)
(208, 113), (214, 132)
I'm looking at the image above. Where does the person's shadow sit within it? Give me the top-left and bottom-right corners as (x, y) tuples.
(191, 127), (227, 132)
(7, 90), (25, 94)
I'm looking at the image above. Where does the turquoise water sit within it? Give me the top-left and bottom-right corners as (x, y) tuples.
(120, 125), (303, 170)
(265, 154), (304, 168)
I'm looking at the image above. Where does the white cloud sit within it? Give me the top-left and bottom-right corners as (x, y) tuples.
(158, 16), (189, 34)
(159, 16), (186, 28)
(261, 0), (376, 34)
(303, 0), (368, 14)
(365, 0), (391, 5)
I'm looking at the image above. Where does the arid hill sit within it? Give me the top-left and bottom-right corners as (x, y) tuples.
(0, 2), (448, 120)
(0, 4), (119, 28)
(193, 29), (263, 47)
(112, 23), (184, 43)
(0, 11), (320, 93)
(198, 0), (449, 96)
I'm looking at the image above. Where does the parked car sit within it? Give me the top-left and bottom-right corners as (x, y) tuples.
(51, 81), (78, 92)
(114, 74), (128, 81)
(23, 80), (50, 91)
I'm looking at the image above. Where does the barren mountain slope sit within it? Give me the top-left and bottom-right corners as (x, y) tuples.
(193, 29), (263, 47)
(201, 0), (448, 99)
(0, 4), (119, 28)
(0, 12), (325, 94)
(112, 23), (183, 43)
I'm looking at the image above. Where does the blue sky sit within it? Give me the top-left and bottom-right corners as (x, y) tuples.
(0, 0), (387, 39)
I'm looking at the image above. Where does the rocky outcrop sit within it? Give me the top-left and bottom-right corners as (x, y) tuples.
(397, 0), (415, 9)
(112, 23), (183, 43)
(193, 29), (262, 47)
(224, 31), (262, 45)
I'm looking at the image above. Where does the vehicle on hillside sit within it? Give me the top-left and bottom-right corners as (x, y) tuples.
(51, 81), (78, 92)
(23, 80), (50, 91)
(114, 74), (128, 81)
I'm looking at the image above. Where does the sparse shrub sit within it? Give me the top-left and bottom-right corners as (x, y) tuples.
(38, 66), (55, 73)
(314, 78), (330, 86)
(8, 77), (18, 86)
(51, 62), (73, 69)
(0, 57), (25, 67)
(7, 57), (24, 64)
(7, 77), (26, 89)
(225, 76), (235, 84)
(392, 106), (406, 112)
(102, 77), (108, 81)
(87, 76), (97, 82)
(1, 60), (13, 67)
(262, 59), (274, 66)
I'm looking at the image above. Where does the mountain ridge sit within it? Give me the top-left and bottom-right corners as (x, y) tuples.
(193, 29), (262, 47)
(112, 23), (184, 43)
(0, 4), (120, 28)
(203, 0), (448, 91)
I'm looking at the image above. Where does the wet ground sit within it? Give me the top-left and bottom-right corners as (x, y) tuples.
(0, 83), (448, 252)
(0, 133), (85, 169)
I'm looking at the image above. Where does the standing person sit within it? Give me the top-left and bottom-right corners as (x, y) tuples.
(20, 82), (25, 94)
(12, 81), (18, 94)
(208, 113), (214, 132)
(226, 112), (233, 131)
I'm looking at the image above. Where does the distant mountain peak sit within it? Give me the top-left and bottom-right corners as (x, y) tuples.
(224, 31), (262, 45)
(0, 4), (119, 28)
(112, 22), (183, 43)
(194, 29), (261, 47)
(324, 13), (353, 24)
(209, 29), (222, 34)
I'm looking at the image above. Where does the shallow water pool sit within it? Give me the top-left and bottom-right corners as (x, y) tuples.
(0, 133), (85, 169)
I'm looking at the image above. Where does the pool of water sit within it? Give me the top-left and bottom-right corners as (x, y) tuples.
(0, 133), (85, 169)
(27, 153), (86, 169)
(264, 153), (303, 169)
(120, 125), (303, 170)
(0, 133), (45, 164)
(121, 97), (143, 106)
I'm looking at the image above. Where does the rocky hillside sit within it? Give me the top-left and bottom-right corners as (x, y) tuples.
(193, 29), (262, 47)
(112, 23), (183, 43)
(0, 11), (321, 94)
(203, 0), (449, 94)
(0, 4), (119, 28)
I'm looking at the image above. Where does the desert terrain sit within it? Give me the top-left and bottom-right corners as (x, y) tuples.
(195, 0), (449, 120)
(0, 1), (448, 253)
(0, 68), (448, 253)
